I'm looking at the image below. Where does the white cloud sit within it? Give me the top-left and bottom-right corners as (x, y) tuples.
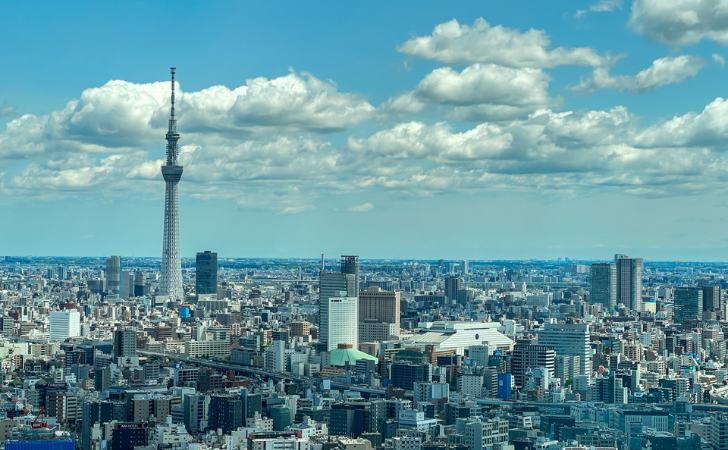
(635, 97), (728, 148)
(347, 202), (374, 212)
(346, 105), (725, 197)
(379, 92), (426, 114)
(713, 53), (726, 66)
(380, 64), (551, 120)
(0, 71), (373, 162)
(576, 0), (623, 18)
(348, 121), (514, 162)
(7, 70), (728, 207)
(398, 18), (606, 68)
(182, 72), (374, 132)
(416, 64), (550, 107)
(630, 0), (728, 45)
(574, 55), (704, 92)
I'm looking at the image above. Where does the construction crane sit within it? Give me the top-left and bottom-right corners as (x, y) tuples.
(31, 407), (47, 429)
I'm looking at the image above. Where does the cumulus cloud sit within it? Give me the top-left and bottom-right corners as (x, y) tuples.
(347, 202), (374, 212)
(346, 105), (726, 197)
(348, 121), (513, 162)
(180, 72), (374, 132)
(417, 64), (550, 107)
(6, 66), (728, 208)
(0, 71), (372, 162)
(713, 53), (726, 66)
(635, 97), (728, 148)
(398, 18), (606, 68)
(380, 64), (551, 121)
(573, 55), (704, 92)
(630, 0), (728, 45)
(379, 92), (426, 114)
(576, 0), (623, 18)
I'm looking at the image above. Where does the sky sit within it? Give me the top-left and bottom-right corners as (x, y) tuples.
(3, 0), (728, 260)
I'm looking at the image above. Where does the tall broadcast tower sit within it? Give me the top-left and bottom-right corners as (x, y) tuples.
(160, 67), (183, 300)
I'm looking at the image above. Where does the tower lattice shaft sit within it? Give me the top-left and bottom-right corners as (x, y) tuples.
(160, 67), (183, 300)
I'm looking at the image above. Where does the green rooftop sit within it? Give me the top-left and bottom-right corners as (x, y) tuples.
(330, 347), (377, 367)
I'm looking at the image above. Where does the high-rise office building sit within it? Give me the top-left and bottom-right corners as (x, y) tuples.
(183, 393), (209, 435)
(208, 394), (243, 434)
(325, 296), (358, 351)
(340, 255), (360, 296)
(701, 284), (722, 316)
(359, 287), (400, 325)
(445, 276), (462, 304)
(329, 401), (385, 437)
(537, 323), (591, 379)
(615, 254), (643, 311)
(195, 251), (218, 295)
(105, 255), (121, 295)
(133, 270), (145, 297)
(113, 328), (137, 359)
(511, 343), (556, 388)
(120, 270), (133, 298)
(674, 287), (703, 324)
(590, 263), (617, 309)
(359, 287), (401, 342)
(319, 268), (357, 349)
(160, 67), (184, 300)
(50, 310), (81, 342)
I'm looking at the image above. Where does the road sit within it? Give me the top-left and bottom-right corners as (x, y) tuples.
(138, 350), (387, 395)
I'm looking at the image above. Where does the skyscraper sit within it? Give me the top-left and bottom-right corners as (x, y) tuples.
(590, 263), (617, 309)
(537, 323), (591, 379)
(195, 251), (218, 295)
(160, 67), (184, 301)
(615, 254), (643, 311)
(701, 284), (722, 316)
(120, 270), (132, 298)
(105, 255), (121, 295)
(511, 343), (556, 388)
(133, 270), (145, 297)
(340, 255), (360, 296)
(359, 287), (401, 342)
(445, 275), (462, 304)
(674, 287), (703, 324)
(325, 296), (359, 351)
(319, 256), (358, 349)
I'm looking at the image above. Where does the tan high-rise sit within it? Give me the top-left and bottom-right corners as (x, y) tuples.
(359, 287), (400, 325)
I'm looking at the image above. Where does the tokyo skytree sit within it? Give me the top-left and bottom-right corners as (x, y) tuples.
(159, 67), (183, 300)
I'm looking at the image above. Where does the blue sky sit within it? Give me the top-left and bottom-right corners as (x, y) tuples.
(3, 0), (728, 260)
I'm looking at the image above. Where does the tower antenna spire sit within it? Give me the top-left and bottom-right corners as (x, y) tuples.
(170, 67), (176, 121)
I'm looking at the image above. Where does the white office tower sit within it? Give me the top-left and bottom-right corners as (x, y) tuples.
(319, 271), (357, 349)
(537, 323), (591, 379)
(326, 296), (358, 351)
(49, 310), (81, 342)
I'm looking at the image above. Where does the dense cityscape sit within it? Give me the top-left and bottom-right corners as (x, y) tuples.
(6, 1), (728, 450)
(0, 253), (727, 450)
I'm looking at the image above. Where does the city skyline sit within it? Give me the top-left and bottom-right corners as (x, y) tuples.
(4, 1), (728, 260)
(3, 2), (728, 449)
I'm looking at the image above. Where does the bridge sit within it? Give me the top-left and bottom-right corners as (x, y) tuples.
(138, 350), (387, 396)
